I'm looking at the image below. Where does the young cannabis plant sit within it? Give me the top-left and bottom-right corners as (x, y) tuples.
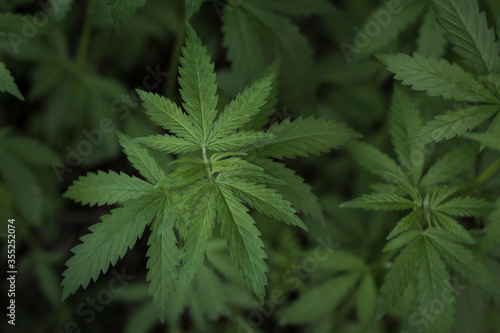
(61, 24), (357, 321)
(377, 0), (500, 144)
(341, 87), (499, 333)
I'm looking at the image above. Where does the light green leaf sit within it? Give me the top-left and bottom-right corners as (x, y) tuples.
(135, 134), (200, 154)
(430, 185), (465, 206)
(464, 132), (500, 150)
(389, 86), (424, 183)
(179, 24), (218, 143)
(146, 196), (180, 323)
(209, 75), (273, 142)
(432, 212), (476, 245)
(415, 238), (455, 333)
(432, 0), (500, 75)
(118, 132), (166, 184)
(136, 90), (199, 143)
(208, 131), (273, 151)
(420, 144), (478, 187)
(211, 156), (262, 173)
(240, 63), (280, 132)
(64, 170), (154, 206)
(427, 228), (498, 293)
(377, 53), (498, 103)
(219, 178), (306, 230)
(434, 196), (492, 217)
(348, 141), (407, 183)
(217, 169), (286, 186)
(216, 184), (268, 301)
(62, 195), (161, 299)
(183, 184), (217, 284)
(252, 158), (324, 223)
(252, 116), (358, 159)
(414, 105), (499, 143)
(376, 237), (421, 320)
(387, 210), (420, 240)
(383, 230), (422, 252)
(340, 193), (416, 212)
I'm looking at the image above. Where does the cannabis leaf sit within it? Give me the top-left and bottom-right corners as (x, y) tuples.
(185, 0), (202, 20)
(378, 0), (500, 144)
(431, 0), (500, 75)
(118, 239), (255, 332)
(355, 0), (428, 59)
(0, 61), (23, 100)
(341, 88), (497, 332)
(376, 53), (498, 103)
(222, 0), (329, 112)
(62, 23), (357, 322)
(278, 248), (373, 327)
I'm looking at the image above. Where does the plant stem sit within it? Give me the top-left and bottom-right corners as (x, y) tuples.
(202, 146), (212, 179)
(165, 20), (187, 99)
(75, 0), (97, 69)
(462, 157), (500, 195)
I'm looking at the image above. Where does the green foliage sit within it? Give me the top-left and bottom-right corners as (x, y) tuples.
(62, 24), (356, 322)
(431, 0), (499, 75)
(115, 239), (255, 332)
(0, 129), (59, 226)
(378, 0), (500, 144)
(341, 88), (498, 332)
(3, 0), (500, 331)
(107, 0), (146, 29)
(222, 0), (334, 112)
(0, 61), (23, 100)
(377, 53), (498, 103)
(185, 0), (202, 20)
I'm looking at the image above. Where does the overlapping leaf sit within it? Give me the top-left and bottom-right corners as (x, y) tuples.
(64, 170), (155, 206)
(377, 53), (498, 103)
(62, 195), (161, 299)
